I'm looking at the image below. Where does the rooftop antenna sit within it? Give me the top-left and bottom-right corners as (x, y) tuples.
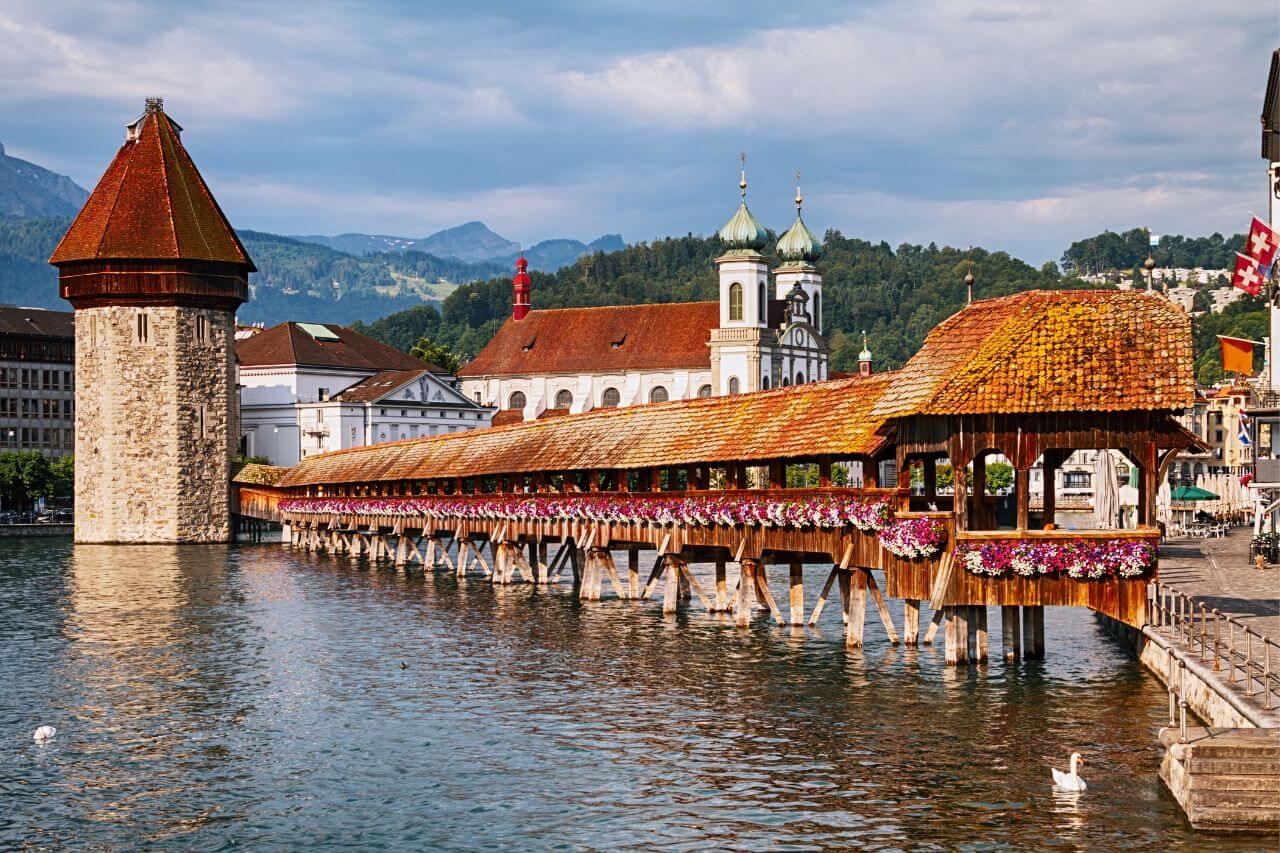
(964, 249), (976, 305)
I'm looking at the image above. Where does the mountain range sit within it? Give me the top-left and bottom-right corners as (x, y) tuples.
(0, 143), (89, 218)
(0, 145), (626, 326)
(293, 221), (623, 270)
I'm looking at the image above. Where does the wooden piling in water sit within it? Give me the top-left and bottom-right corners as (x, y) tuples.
(788, 561), (804, 626)
(903, 599), (920, 646)
(1002, 605), (1021, 662)
(1023, 605), (1045, 659)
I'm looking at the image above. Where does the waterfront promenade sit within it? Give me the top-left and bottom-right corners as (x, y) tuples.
(1159, 529), (1279, 644)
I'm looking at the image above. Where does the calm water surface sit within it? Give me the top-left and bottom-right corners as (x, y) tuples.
(0, 539), (1271, 850)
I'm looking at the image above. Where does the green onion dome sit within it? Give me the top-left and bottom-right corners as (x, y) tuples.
(717, 200), (770, 252)
(776, 213), (822, 263)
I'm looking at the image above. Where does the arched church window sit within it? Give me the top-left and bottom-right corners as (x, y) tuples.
(601, 387), (621, 408)
(729, 283), (743, 321)
(762, 375), (770, 389)
(508, 391), (526, 410)
(813, 292), (821, 329)
(554, 389), (573, 409)
(697, 384), (712, 398)
(795, 372), (805, 385)
(728, 377), (740, 395)
(782, 377), (790, 387)
(758, 282), (766, 324)
(649, 386), (669, 403)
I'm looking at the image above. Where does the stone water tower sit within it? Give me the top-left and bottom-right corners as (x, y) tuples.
(49, 99), (254, 543)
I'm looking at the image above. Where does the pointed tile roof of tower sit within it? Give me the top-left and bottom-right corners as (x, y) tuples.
(50, 98), (255, 270)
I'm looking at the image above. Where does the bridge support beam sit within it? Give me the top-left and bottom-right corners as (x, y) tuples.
(713, 556), (729, 613)
(903, 599), (920, 645)
(1023, 605), (1045, 660)
(844, 569), (867, 648)
(1002, 605), (1021, 662)
(788, 561), (804, 625)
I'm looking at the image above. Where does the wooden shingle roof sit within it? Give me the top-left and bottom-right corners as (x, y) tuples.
(50, 101), (254, 270)
(277, 373), (896, 486)
(871, 289), (1194, 418)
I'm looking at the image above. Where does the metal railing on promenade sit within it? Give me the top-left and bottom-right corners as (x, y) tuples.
(1149, 582), (1279, 739)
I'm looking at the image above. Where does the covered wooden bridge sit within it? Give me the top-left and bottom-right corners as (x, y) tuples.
(242, 290), (1203, 665)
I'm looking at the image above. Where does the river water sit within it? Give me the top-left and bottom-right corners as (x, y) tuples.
(0, 539), (1271, 850)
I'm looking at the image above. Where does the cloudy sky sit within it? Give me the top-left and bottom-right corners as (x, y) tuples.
(1, 1), (1275, 262)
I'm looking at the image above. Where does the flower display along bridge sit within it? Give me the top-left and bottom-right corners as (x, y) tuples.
(243, 290), (1204, 666)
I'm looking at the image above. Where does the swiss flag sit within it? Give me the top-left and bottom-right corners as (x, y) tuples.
(1248, 216), (1280, 267)
(1233, 252), (1264, 296)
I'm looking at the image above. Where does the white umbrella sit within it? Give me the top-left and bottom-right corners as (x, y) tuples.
(1157, 479), (1172, 528)
(1093, 450), (1120, 529)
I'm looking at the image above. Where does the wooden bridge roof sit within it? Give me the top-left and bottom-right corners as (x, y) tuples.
(275, 289), (1196, 488)
(872, 289), (1193, 418)
(277, 372), (897, 487)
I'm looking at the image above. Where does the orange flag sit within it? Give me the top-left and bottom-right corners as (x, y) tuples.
(1218, 335), (1259, 374)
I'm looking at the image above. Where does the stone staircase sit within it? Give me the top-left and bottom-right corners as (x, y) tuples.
(1160, 727), (1280, 831)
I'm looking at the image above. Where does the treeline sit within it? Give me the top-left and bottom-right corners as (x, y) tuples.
(1061, 228), (1246, 275)
(354, 232), (1089, 374)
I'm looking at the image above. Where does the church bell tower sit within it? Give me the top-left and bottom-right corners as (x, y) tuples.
(49, 99), (255, 543)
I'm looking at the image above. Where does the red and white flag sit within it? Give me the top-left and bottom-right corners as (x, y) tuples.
(1248, 216), (1280, 267)
(1234, 252), (1265, 296)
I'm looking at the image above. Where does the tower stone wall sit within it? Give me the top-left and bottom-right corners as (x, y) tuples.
(74, 305), (236, 542)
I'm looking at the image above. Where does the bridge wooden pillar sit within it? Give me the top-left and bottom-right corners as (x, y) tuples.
(628, 547), (640, 598)
(1002, 605), (1022, 661)
(844, 568), (867, 648)
(903, 599), (920, 645)
(788, 561), (804, 625)
(1023, 605), (1045, 659)
(714, 556), (729, 612)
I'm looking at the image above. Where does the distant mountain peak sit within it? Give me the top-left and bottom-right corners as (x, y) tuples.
(0, 144), (89, 219)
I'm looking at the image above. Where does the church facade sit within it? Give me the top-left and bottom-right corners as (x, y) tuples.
(458, 177), (839, 421)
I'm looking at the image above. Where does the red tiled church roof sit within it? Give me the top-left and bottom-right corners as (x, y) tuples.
(872, 289), (1194, 418)
(457, 302), (718, 377)
(50, 100), (254, 270)
(235, 322), (440, 372)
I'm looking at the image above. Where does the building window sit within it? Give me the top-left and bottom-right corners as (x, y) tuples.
(508, 391), (527, 410)
(758, 281), (766, 324)
(1064, 472), (1091, 489)
(473, 392), (481, 403)
(697, 384), (712, 398)
(795, 372), (805, 385)
(648, 386), (668, 403)
(318, 388), (330, 401)
(728, 282), (743, 321)
(813, 292), (821, 329)
(350, 426), (357, 445)
(728, 377), (740, 395)
(601, 387), (620, 408)
(195, 314), (208, 344)
(88, 315), (98, 348)
(762, 375), (770, 390)
(198, 404), (208, 439)
(136, 312), (150, 345)
(555, 389), (573, 409)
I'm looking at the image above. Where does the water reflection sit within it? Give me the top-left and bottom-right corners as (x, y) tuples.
(0, 540), (1271, 849)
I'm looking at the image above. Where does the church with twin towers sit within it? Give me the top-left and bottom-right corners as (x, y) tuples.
(458, 166), (851, 423)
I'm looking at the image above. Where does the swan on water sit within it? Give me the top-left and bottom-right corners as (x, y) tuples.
(33, 726), (57, 743)
(1051, 752), (1086, 791)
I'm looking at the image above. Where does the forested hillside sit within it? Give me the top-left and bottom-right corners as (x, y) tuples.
(353, 232), (1085, 373)
(1061, 227), (1245, 274)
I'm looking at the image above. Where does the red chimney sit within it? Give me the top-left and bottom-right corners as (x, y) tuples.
(512, 255), (531, 320)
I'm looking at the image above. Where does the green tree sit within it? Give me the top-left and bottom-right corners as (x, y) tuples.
(0, 451), (54, 510)
(50, 454), (73, 500)
(984, 461), (1014, 493)
(408, 335), (460, 372)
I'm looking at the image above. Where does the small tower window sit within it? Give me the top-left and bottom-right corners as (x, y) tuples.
(697, 384), (712, 398)
(728, 283), (743, 321)
(648, 386), (668, 403)
(195, 314), (208, 344)
(508, 391), (526, 410)
(88, 315), (98, 348)
(728, 377), (740, 395)
(601, 387), (621, 408)
(555, 389), (573, 409)
(758, 282), (766, 325)
(813, 292), (821, 331)
(135, 312), (150, 345)
(198, 404), (208, 439)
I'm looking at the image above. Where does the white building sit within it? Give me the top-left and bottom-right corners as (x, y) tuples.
(458, 176), (833, 420)
(236, 321), (491, 466)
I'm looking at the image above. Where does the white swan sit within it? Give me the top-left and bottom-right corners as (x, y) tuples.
(33, 725), (57, 743)
(1051, 752), (1086, 791)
